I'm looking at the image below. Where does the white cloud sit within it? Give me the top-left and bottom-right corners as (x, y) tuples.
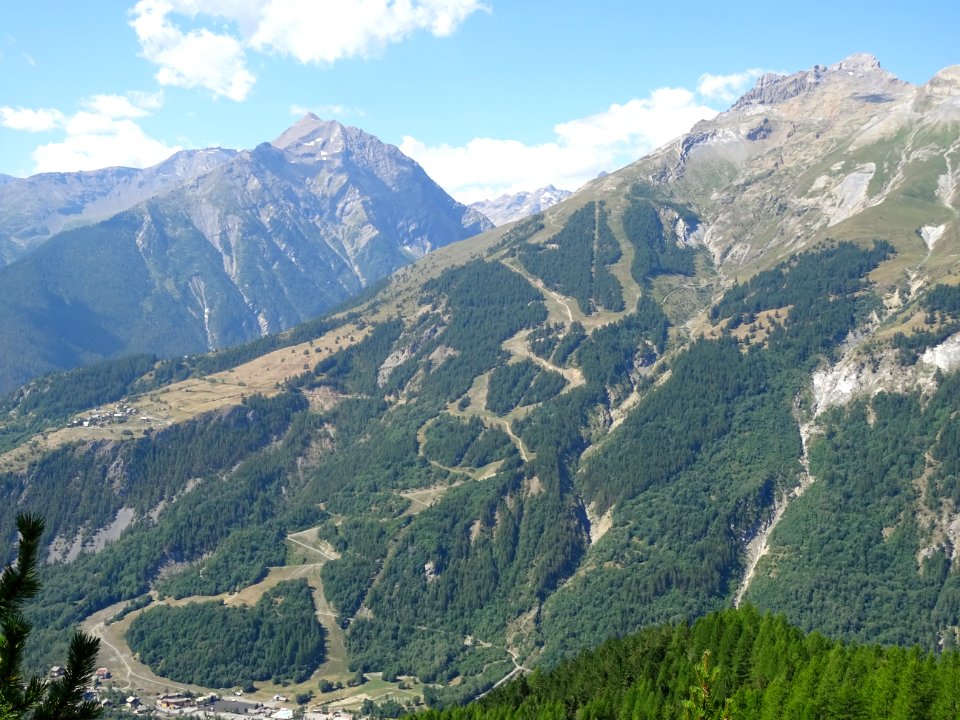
(129, 0), (487, 100)
(85, 94), (152, 119)
(4, 93), (180, 174)
(249, 0), (489, 64)
(697, 69), (765, 103)
(33, 120), (181, 173)
(130, 0), (255, 101)
(128, 90), (166, 111)
(0, 107), (65, 132)
(400, 87), (719, 204)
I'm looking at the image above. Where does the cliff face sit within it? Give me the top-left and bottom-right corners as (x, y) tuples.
(591, 54), (960, 282)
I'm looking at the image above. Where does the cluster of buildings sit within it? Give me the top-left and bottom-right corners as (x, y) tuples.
(50, 665), (121, 710)
(117, 695), (149, 714)
(151, 695), (357, 720)
(52, 665), (359, 720)
(69, 403), (143, 428)
(156, 693), (219, 712)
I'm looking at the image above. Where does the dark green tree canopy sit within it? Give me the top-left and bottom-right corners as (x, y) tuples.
(1, 514), (101, 720)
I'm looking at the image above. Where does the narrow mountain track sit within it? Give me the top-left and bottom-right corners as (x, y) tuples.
(476, 648), (529, 700)
(501, 328), (584, 387)
(91, 622), (191, 693)
(82, 603), (198, 695)
(287, 534), (338, 562)
(497, 418), (532, 462)
(501, 258), (575, 324)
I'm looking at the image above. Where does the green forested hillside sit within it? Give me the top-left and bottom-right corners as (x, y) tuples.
(17, 390), (321, 672)
(0, 392), (309, 557)
(6, 56), (960, 716)
(744, 375), (960, 646)
(518, 202), (627, 314)
(415, 606), (960, 719)
(126, 579), (325, 687)
(4, 196), (960, 708)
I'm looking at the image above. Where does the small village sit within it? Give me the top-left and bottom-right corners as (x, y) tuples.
(150, 692), (356, 720)
(52, 665), (359, 720)
(67, 403), (147, 429)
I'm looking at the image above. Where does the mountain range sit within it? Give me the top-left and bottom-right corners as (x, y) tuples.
(0, 148), (238, 266)
(3, 53), (960, 713)
(470, 185), (572, 225)
(0, 115), (490, 393)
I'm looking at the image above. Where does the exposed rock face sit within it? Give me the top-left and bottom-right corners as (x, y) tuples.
(618, 53), (959, 276)
(270, 115), (491, 264)
(0, 115), (492, 391)
(471, 186), (573, 226)
(733, 54), (890, 109)
(927, 65), (960, 97)
(733, 67), (828, 109)
(0, 149), (237, 265)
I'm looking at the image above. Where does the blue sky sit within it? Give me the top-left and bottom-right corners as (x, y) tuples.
(1, 1), (958, 202)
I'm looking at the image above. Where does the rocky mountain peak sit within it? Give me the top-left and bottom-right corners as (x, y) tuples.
(732, 68), (825, 109)
(470, 185), (573, 226)
(927, 65), (960, 96)
(272, 114), (348, 154)
(829, 52), (882, 73)
(0, 114), (494, 390)
(633, 53), (958, 279)
(732, 53), (897, 110)
(148, 147), (238, 183)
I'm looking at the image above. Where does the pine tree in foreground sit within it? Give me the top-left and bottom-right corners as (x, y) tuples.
(0, 514), (102, 720)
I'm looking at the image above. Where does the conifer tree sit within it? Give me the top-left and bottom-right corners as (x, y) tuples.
(0, 514), (101, 720)
(682, 651), (731, 720)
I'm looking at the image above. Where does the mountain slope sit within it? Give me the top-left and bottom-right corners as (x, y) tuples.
(0, 115), (491, 392)
(5, 55), (960, 710)
(422, 607), (960, 718)
(609, 53), (960, 284)
(0, 148), (237, 265)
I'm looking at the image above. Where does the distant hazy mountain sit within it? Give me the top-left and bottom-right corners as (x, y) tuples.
(0, 115), (491, 392)
(0, 149), (238, 265)
(470, 185), (572, 226)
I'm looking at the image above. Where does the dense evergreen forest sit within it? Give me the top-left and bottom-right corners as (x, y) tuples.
(745, 372), (960, 646)
(17, 389), (323, 673)
(414, 606), (960, 719)
(622, 197), (699, 283)
(535, 239), (901, 664)
(126, 579), (325, 687)
(0, 392), (310, 561)
(517, 202), (625, 314)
